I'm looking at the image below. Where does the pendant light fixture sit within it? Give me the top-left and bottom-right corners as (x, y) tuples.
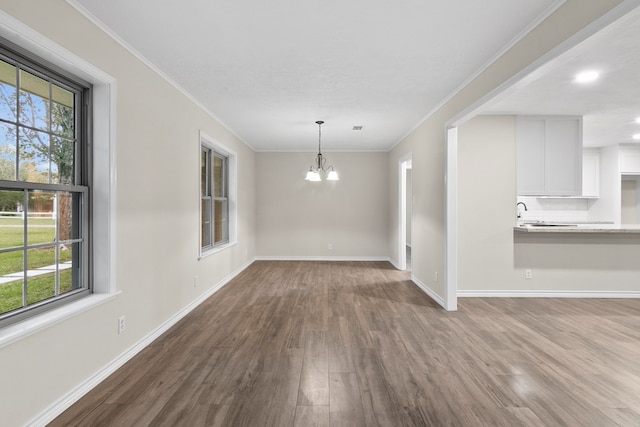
(305, 120), (339, 181)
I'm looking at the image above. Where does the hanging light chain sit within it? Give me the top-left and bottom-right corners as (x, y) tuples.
(317, 120), (324, 155)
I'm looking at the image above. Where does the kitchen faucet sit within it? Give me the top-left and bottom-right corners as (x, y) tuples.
(516, 202), (528, 219)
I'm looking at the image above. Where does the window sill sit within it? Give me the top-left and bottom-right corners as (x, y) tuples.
(199, 240), (238, 260)
(0, 292), (120, 349)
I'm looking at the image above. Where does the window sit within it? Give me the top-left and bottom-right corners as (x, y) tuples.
(201, 147), (228, 248)
(0, 40), (91, 326)
(200, 133), (236, 256)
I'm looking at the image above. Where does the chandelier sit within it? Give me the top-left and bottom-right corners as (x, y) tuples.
(305, 120), (339, 181)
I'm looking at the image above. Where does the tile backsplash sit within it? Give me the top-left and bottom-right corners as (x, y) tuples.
(516, 196), (589, 223)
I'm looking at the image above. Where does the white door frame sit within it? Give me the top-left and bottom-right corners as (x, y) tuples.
(445, 127), (458, 311)
(398, 153), (412, 270)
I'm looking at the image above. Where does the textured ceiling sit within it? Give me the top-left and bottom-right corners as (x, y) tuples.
(481, 5), (640, 148)
(70, 0), (559, 151)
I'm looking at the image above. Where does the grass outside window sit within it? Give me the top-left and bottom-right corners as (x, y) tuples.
(0, 218), (73, 314)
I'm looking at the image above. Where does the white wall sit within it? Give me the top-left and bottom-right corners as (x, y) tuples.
(255, 152), (388, 258)
(0, 2), (255, 425)
(389, 118), (446, 298)
(457, 115), (640, 294)
(458, 115), (519, 290)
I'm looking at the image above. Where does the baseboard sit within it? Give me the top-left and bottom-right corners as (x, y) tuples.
(387, 257), (401, 270)
(458, 290), (640, 298)
(27, 257), (256, 427)
(254, 255), (392, 262)
(410, 275), (447, 309)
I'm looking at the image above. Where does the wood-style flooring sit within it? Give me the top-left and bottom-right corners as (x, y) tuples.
(51, 261), (640, 426)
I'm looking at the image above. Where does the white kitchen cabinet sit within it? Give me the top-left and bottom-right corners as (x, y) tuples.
(582, 148), (600, 197)
(516, 116), (582, 196)
(619, 146), (640, 173)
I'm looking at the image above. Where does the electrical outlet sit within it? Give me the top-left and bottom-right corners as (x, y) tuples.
(118, 315), (126, 334)
(328, 243), (333, 250)
(193, 275), (198, 288)
(525, 269), (533, 280)
(434, 271), (438, 282)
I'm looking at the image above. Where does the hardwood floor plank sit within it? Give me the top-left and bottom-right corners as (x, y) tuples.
(502, 407), (546, 427)
(329, 372), (366, 427)
(354, 347), (416, 426)
(294, 405), (330, 427)
(328, 315), (357, 374)
(50, 262), (640, 427)
(145, 359), (217, 426)
(598, 407), (640, 426)
(297, 330), (329, 406)
(185, 404), (230, 426)
(204, 347), (303, 425)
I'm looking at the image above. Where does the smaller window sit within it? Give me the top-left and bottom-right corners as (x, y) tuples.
(200, 133), (235, 256)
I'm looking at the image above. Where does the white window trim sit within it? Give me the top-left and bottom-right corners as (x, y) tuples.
(199, 131), (237, 259)
(0, 10), (117, 343)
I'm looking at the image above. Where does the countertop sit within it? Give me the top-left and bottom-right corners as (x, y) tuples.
(514, 222), (640, 233)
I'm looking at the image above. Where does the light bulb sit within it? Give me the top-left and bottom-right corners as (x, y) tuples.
(305, 170), (321, 181)
(574, 70), (599, 83)
(326, 170), (339, 181)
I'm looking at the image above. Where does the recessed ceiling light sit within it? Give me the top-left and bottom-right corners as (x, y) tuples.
(635, 117), (640, 124)
(633, 134), (640, 141)
(574, 70), (599, 83)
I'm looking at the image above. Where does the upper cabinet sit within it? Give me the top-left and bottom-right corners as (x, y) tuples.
(516, 116), (583, 196)
(582, 148), (600, 198)
(619, 145), (640, 174)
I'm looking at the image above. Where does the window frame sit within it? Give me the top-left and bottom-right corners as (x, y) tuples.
(199, 132), (237, 258)
(0, 38), (92, 327)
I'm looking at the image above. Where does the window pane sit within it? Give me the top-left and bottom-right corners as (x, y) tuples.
(58, 242), (79, 295)
(51, 136), (75, 184)
(213, 155), (225, 197)
(0, 239), (24, 277)
(0, 59), (17, 122)
(59, 267), (72, 295)
(19, 70), (49, 131)
(57, 191), (79, 241)
(26, 190), (55, 246)
(0, 122), (17, 181)
(26, 246), (56, 305)
(0, 190), (23, 242)
(202, 198), (211, 247)
(214, 199), (228, 244)
(0, 249), (25, 315)
(51, 84), (74, 138)
(19, 127), (50, 183)
(26, 244), (55, 269)
(201, 150), (209, 197)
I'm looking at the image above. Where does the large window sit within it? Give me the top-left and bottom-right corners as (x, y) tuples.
(0, 40), (91, 326)
(200, 134), (236, 256)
